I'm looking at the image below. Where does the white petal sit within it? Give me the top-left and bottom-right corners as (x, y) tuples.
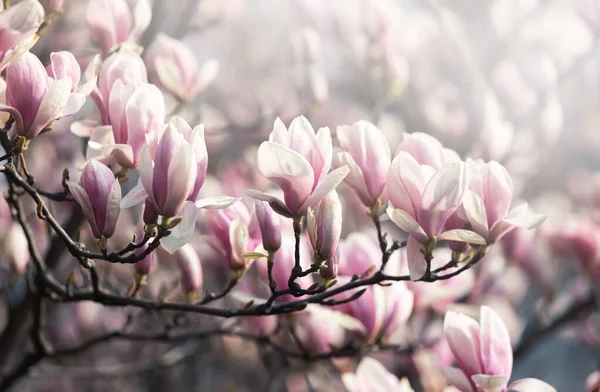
(160, 201), (198, 254)
(462, 189), (489, 237)
(508, 378), (557, 392)
(195, 196), (240, 209)
(299, 165), (350, 214)
(120, 180), (148, 209)
(438, 229), (487, 245)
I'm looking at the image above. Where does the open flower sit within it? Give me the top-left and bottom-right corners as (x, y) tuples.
(246, 116), (349, 217)
(67, 160), (121, 239)
(386, 151), (485, 279)
(462, 159), (546, 244)
(2, 51), (89, 139)
(443, 306), (556, 392)
(145, 33), (219, 102)
(333, 120), (391, 208)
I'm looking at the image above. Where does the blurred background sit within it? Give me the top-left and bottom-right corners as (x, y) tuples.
(2, 0), (600, 390)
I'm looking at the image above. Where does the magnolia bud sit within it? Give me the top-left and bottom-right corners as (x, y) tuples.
(175, 244), (203, 294)
(67, 160), (121, 238)
(308, 190), (342, 261)
(254, 200), (281, 251)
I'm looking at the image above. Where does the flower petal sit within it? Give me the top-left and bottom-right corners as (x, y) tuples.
(160, 201), (198, 254)
(438, 229), (486, 245)
(299, 165), (349, 215)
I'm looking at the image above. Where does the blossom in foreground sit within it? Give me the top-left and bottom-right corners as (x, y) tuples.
(139, 123), (198, 218)
(3, 52), (89, 139)
(443, 306), (556, 392)
(342, 357), (415, 392)
(386, 151), (485, 279)
(86, 0), (151, 55)
(145, 33), (219, 102)
(247, 116), (349, 217)
(333, 120), (391, 208)
(462, 160), (546, 244)
(0, 0), (44, 71)
(67, 160), (121, 239)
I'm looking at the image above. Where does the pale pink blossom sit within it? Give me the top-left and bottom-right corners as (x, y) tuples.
(334, 120), (391, 208)
(2, 52), (88, 139)
(145, 33), (219, 102)
(442, 306), (556, 392)
(246, 116), (349, 217)
(86, 0), (151, 55)
(462, 160), (546, 244)
(386, 152), (485, 279)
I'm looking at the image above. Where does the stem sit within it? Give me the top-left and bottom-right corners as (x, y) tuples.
(267, 250), (277, 294)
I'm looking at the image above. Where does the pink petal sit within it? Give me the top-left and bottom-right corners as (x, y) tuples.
(67, 181), (99, 237)
(439, 366), (474, 392)
(257, 141), (314, 215)
(160, 201), (198, 254)
(103, 178), (121, 238)
(479, 306), (513, 379)
(299, 165), (349, 215)
(443, 310), (484, 379)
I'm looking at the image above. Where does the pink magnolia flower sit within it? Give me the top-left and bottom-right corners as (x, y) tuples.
(0, 0), (44, 71)
(139, 123), (198, 218)
(396, 132), (460, 170)
(67, 160), (121, 239)
(94, 49), (148, 126)
(87, 82), (165, 168)
(145, 33), (219, 102)
(2, 51), (88, 139)
(307, 190), (342, 261)
(386, 151), (485, 279)
(342, 357), (415, 392)
(203, 200), (261, 271)
(443, 306), (556, 392)
(246, 116), (349, 217)
(86, 0), (151, 55)
(333, 120), (391, 208)
(462, 160), (546, 244)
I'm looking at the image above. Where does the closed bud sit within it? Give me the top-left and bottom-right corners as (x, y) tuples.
(175, 244), (203, 294)
(67, 160), (121, 239)
(254, 200), (281, 251)
(308, 190), (342, 261)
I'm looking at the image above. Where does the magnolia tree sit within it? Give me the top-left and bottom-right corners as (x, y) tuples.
(0, 0), (598, 391)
